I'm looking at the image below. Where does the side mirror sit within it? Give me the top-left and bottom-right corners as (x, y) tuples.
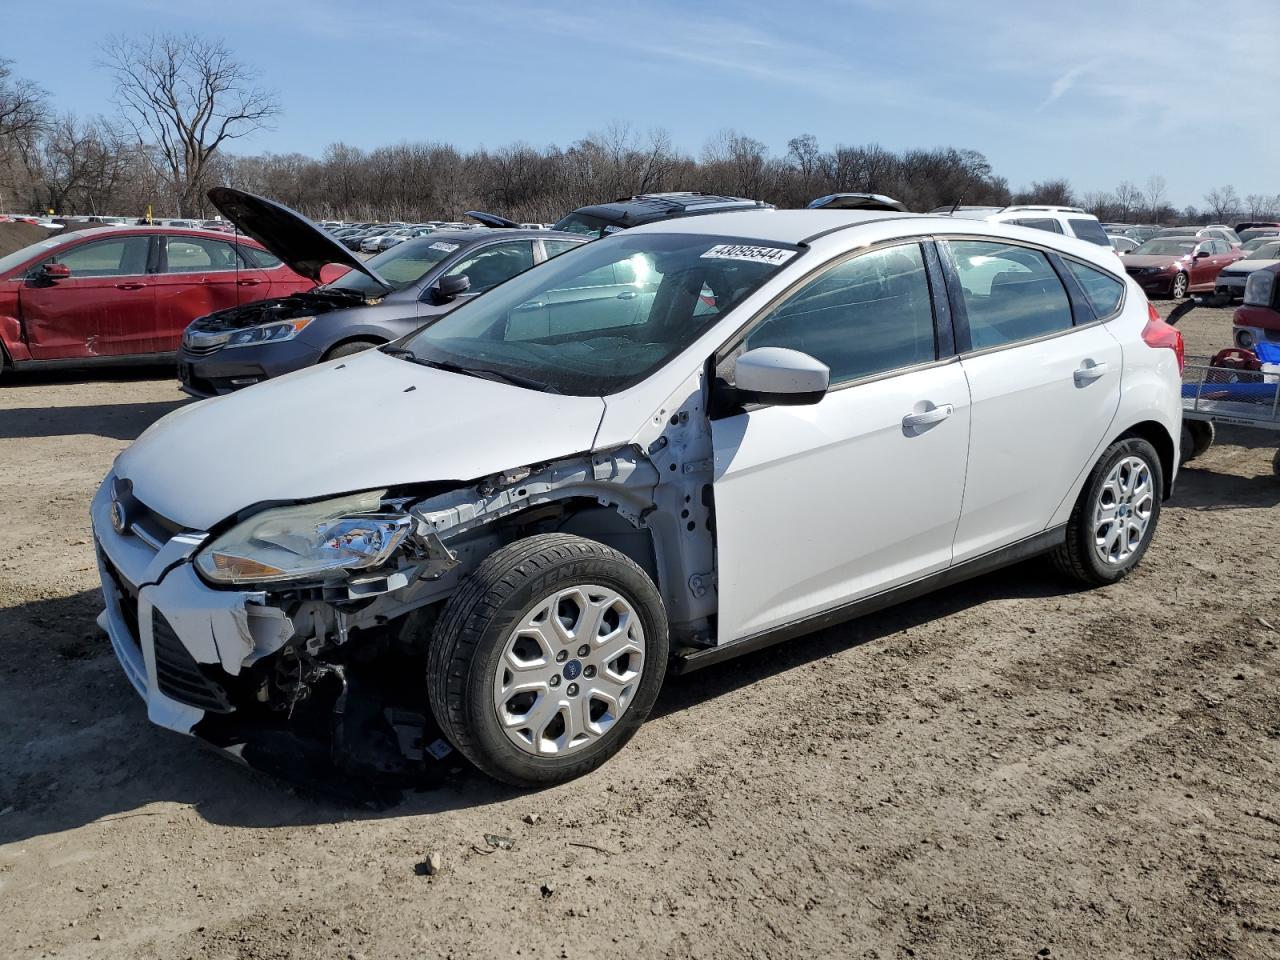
(731, 347), (830, 406)
(1194, 250), (1210, 259)
(430, 273), (470, 304)
(42, 262), (71, 280)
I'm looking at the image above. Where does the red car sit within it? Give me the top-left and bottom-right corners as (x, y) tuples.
(1233, 261), (1280, 350)
(0, 226), (322, 374)
(1121, 235), (1244, 299)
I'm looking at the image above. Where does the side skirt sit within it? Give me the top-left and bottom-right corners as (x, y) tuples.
(12, 352), (176, 371)
(672, 525), (1067, 674)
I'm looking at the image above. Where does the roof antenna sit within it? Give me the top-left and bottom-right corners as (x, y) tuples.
(948, 192), (966, 216)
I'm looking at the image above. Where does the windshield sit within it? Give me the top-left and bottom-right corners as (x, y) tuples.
(0, 231), (80, 275)
(321, 236), (464, 295)
(1134, 239), (1195, 256)
(1241, 229), (1279, 243)
(398, 232), (799, 395)
(1245, 241), (1280, 261)
(551, 212), (614, 238)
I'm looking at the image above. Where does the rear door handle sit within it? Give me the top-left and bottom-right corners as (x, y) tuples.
(1074, 360), (1109, 385)
(114, 282), (147, 290)
(902, 403), (953, 429)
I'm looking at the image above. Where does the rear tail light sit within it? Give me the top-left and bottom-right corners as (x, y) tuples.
(1143, 302), (1185, 373)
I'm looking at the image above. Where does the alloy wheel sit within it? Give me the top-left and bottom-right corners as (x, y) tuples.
(1093, 455), (1154, 565)
(492, 584), (645, 757)
(1172, 273), (1188, 298)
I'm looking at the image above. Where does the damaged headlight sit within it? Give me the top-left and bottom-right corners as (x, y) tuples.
(195, 490), (413, 585)
(224, 317), (315, 349)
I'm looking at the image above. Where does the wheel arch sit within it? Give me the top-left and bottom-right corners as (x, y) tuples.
(1114, 419), (1176, 500)
(321, 334), (388, 360)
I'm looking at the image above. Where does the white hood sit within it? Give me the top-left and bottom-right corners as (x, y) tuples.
(1224, 259), (1278, 274)
(116, 349), (606, 530)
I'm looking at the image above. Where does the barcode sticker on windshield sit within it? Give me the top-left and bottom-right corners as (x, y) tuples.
(602, 225), (624, 234)
(701, 244), (796, 265)
(429, 241), (460, 252)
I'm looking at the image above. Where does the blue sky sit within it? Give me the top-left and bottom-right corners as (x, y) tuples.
(6, 0), (1278, 208)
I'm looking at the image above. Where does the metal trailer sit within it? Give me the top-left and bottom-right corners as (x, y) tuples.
(1180, 355), (1280, 475)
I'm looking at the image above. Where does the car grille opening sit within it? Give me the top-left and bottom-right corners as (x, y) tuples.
(152, 611), (233, 714)
(100, 551), (142, 652)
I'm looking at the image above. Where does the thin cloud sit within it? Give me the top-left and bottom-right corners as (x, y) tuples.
(1037, 64), (1091, 111)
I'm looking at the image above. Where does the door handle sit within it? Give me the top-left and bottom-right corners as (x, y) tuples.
(902, 403), (953, 430)
(616, 290), (638, 300)
(236, 278), (263, 286)
(1074, 360), (1109, 385)
(114, 282), (147, 290)
(512, 301), (545, 311)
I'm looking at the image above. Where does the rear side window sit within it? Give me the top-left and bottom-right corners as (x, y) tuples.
(239, 245), (282, 269)
(1008, 218), (1063, 234)
(543, 239), (581, 259)
(949, 240), (1074, 350)
(1065, 260), (1124, 318)
(164, 236), (239, 272)
(743, 242), (936, 385)
(1068, 218), (1111, 246)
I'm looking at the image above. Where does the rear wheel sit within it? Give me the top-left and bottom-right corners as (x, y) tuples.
(1053, 437), (1163, 586)
(1180, 420), (1215, 464)
(323, 338), (381, 361)
(428, 534), (668, 787)
(1170, 272), (1189, 299)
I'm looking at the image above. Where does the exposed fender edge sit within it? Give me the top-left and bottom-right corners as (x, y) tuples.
(673, 526), (1067, 674)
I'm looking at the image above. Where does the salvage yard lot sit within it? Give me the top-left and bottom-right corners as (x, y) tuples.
(1, 303), (1278, 959)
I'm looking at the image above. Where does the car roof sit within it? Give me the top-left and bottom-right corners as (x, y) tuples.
(623, 209), (1126, 270)
(398, 227), (584, 244)
(54, 225), (268, 247)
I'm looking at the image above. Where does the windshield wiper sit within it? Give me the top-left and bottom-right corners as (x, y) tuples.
(381, 348), (560, 394)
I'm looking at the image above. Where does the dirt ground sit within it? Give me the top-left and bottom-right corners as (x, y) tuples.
(1, 302), (1278, 960)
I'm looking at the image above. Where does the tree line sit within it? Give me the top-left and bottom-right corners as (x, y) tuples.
(2, 40), (1277, 226)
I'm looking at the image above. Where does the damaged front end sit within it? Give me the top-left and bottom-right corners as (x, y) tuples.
(92, 414), (715, 793)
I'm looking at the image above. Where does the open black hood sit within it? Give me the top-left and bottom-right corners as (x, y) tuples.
(207, 187), (392, 290)
(807, 193), (907, 212)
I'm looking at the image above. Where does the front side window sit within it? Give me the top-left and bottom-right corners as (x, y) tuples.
(949, 240), (1073, 350)
(324, 237), (460, 295)
(45, 236), (151, 278)
(1068, 218), (1111, 246)
(741, 242), (936, 386)
(1065, 260), (1124, 318)
(446, 241), (535, 293)
(164, 236), (238, 273)
(400, 232), (797, 395)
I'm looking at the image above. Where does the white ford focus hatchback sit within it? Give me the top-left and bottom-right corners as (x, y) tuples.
(92, 209), (1184, 787)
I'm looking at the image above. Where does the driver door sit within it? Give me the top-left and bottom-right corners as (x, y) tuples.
(710, 241), (971, 643)
(20, 234), (156, 359)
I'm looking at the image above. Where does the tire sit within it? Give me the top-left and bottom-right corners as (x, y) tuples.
(427, 533), (669, 787)
(1272, 448), (1280, 478)
(1180, 420), (1215, 465)
(1170, 272), (1189, 299)
(323, 338), (381, 361)
(1052, 436), (1164, 586)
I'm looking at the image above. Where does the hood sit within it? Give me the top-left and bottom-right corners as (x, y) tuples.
(1123, 254), (1186, 269)
(807, 193), (907, 212)
(116, 349), (606, 530)
(207, 187), (392, 290)
(1221, 259), (1278, 274)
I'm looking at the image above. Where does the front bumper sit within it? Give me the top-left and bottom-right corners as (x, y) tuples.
(91, 477), (292, 736)
(1127, 271), (1175, 296)
(178, 338), (325, 398)
(1216, 275), (1247, 299)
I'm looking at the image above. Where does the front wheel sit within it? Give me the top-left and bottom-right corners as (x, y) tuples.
(1053, 437), (1164, 586)
(427, 534), (669, 787)
(323, 338), (382, 361)
(1170, 272), (1189, 299)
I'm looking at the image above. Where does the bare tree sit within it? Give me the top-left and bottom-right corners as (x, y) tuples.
(1203, 185), (1239, 222)
(1243, 193), (1274, 221)
(1013, 178), (1075, 206)
(0, 59), (47, 145)
(1114, 181), (1141, 221)
(1143, 175), (1168, 222)
(102, 33), (279, 216)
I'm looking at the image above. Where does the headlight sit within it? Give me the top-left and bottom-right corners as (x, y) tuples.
(195, 489), (413, 585)
(1235, 327), (1256, 348)
(224, 316), (315, 349)
(1244, 270), (1275, 307)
